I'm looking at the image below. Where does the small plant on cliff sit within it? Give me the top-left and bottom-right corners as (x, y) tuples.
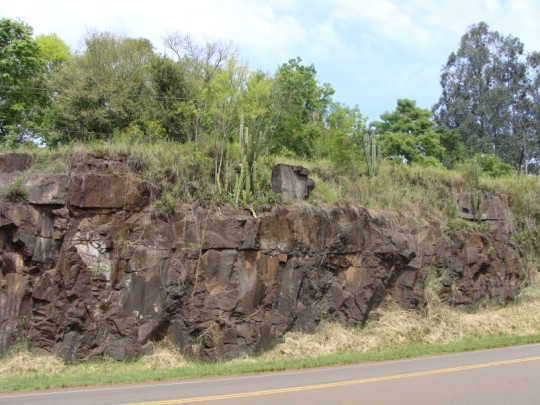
(1, 176), (28, 203)
(90, 267), (104, 279)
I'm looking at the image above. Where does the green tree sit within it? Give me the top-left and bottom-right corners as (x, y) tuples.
(437, 125), (467, 168)
(313, 102), (366, 168)
(374, 99), (450, 166)
(35, 33), (70, 70)
(269, 57), (334, 156)
(525, 51), (540, 173)
(238, 70), (274, 142)
(433, 22), (530, 169)
(49, 31), (156, 144)
(470, 153), (514, 177)
(150, 55), (192, 141)
(164, 33), (236, 145)
(0, 18), (46, 144)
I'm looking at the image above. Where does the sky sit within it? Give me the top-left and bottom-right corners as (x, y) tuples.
(2, 0), (539, 122)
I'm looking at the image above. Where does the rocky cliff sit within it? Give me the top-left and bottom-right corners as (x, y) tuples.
(0, 153), (523, 361)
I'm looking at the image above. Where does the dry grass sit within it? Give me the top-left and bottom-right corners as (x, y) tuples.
(0, 346), (67, 375)
(0, 340), (192, 378)
(260, 299), (540, 360)
(260, 270), (540, 360)
(137, 340), (192, 370)
(7, 142), (540, 229)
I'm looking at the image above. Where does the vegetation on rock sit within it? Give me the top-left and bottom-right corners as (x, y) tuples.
(1, 16), (540, 382)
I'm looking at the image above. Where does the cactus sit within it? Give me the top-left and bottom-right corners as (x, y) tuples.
(363, 130), (382, 177)
(234, 117), (261, 206)
(472, 162), (483, 222)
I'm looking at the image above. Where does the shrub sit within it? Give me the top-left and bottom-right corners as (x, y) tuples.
(1, 176), (27, 203)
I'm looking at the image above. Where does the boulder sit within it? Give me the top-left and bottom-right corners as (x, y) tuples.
(271, 164), (315, 202)
(24, 173), (69, 205)
(456, 191), (509, 221)
(0, 153), (33, 173)
(69, 174), (148, 209)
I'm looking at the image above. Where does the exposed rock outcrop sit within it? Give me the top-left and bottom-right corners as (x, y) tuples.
(0, 153), (524, 361)
(271, 164), (315, 201)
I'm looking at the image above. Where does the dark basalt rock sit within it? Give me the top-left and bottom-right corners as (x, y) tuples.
(271, 164), (315, 202)
(0, 153), (525, 361)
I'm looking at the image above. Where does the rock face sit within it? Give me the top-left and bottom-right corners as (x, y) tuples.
(271, 164), (315, 201)
(0, 153), (525, 361)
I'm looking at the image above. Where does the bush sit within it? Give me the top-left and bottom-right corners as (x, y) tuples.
(469, 154), (514, 177)
(1, 176), (27, 203)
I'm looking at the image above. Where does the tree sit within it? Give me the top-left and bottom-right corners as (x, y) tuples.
(164, 33), (236, 145)
(433, 22), (530, 169)
(150, 55), (192, 141)
(374, 99), (452, 166)
(238, 70), (274, 141)
(313, 102), (366, 168)
(269, 57), (334, 156)
(35, 33), (70, 70)
(0, 18), (46, 144)
(49, 31), (156, 144)
(525, 51), (540, 173)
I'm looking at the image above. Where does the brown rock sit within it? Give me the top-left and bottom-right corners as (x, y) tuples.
(69, 174), (148, 209)
(0, 152), (527, 362)
(271, 164), (315, 202)
(0, 153), (33, 173)
(456, 191), (509, 221)
(24, 173), (69, 205)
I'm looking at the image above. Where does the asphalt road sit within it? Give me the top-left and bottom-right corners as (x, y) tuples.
(2, 344), (540, 405)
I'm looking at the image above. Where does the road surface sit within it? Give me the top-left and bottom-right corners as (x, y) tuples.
(2, 343), (540, 404)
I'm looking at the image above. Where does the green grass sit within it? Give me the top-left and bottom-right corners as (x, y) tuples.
(2, 333), (540, 392)
(4, 140), (540, 228)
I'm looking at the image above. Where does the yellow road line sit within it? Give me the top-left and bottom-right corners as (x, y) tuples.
(125, 355), (540, 405)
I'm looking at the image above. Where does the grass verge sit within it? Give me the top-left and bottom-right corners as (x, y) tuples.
(2, 333), (540, 393)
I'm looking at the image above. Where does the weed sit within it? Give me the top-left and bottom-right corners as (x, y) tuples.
(1, 176), (28, 203)
(446, 218), (491, 233)
(181, 242), (202, 252)
(90, 268), (104, 279)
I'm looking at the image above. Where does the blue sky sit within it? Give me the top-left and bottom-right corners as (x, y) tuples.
(2, 0), (539, 122)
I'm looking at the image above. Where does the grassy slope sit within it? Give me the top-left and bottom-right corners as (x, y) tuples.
(1, 141), (540, 392)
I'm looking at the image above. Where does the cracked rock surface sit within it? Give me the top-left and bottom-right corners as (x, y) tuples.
(0, 153), (524, 361)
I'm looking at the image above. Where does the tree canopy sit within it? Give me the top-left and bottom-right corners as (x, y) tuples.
(48, 31), (156, 144)
(1, 18), (539, 178)
(433, 22), (538, 172)
(374, 99), (461, 167)
(0, 18), (46, 144)
(269, 57), (334, 156)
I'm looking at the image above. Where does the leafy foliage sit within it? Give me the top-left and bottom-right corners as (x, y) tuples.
(269, 57), (334, 157)
(433, 22), (538, 171)
(35, 33), (70, 70)
(0, 18), (46, 144)
(313, 102), (366, 171)
(47, 31), (156, 145)
(469, 153), (514, 177)
(374, 99), (457, 167)
(2, 19), (540, 220)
